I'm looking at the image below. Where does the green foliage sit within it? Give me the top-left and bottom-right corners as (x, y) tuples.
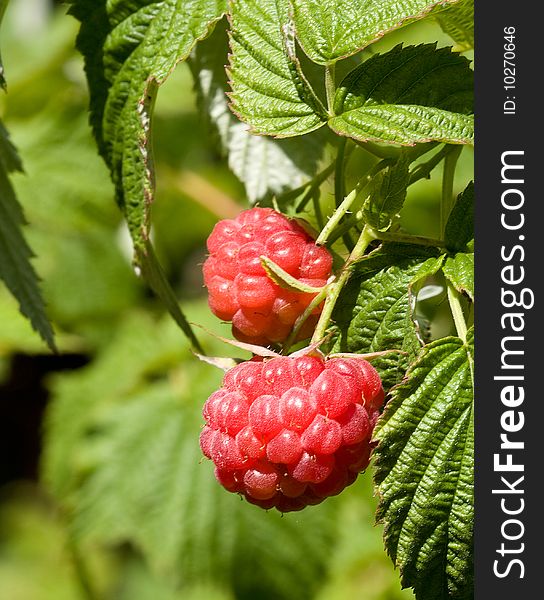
(373, 328), (474, 600)
(69, 0), (226, 349)
(330, 244), (441, 389)
(433, 0), (474, 51)
(364, 153), (411, 231)
(0, 120), (55, 351)
(331, 44), (473, 145)
(443, 253), (473, 301)
(0, 2), (55, 350)
(291, 0), (459, 65)
(228, 0), (326, 137)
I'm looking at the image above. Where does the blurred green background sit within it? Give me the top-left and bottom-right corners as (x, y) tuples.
(0, 2), (473, 599)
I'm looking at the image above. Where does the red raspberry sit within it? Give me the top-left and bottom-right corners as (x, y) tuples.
(199, 354), (385, 512)
(203, 208), (333, 345)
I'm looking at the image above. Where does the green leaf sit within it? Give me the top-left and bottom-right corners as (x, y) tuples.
(330, 244), (440, 388)
(443, 252), (473, 301)
(228, 0), (326, 137)
(260, 255), (326, 293)
(292, 0), (459, 65)
(410, 254), (445, 286)
(70, 0), (225, 347)
(364, 153), (411, 231)
(373, 328), (474, 600)
(444, 181), (473, 252)
(190, 18), (325, 202)
(330, 44), (474, 145)
(0, 122), (56, 351)
(434, 0), (474, 51)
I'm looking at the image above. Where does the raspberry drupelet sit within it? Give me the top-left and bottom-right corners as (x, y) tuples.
(199, 354), (385, 512)
(203, 207), (333, 345)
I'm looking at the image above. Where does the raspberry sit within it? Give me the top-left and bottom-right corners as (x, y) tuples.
(203, 208), (333, 345)
(199, 354), (385, 512)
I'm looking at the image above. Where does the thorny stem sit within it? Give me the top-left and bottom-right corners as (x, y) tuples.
(316, 186), (360, 246)
(311, 225), (375, 344)
(440, 145), (463, 236)
(321, 158), (394, 246)
(447, 281), (467, 342)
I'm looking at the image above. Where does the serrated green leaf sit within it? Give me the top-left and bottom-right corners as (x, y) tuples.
(410, 254), (445, 286)
(434, 0), (474, 51)
(443, 252), (473, 301)
(364, 153), (411, 230)
(261, 255), (325, 293)
(373, 328), (474, 600)
(0, 122), (55, 351)
(190, 18), (325, 202)
(228, 0), (326, 137)
(330, 44), (474, 145)
(330, 244), (440, 388)
(292, 0), (458, 65)
(70, 0), (224, 348)
(444, 181), (473, 252)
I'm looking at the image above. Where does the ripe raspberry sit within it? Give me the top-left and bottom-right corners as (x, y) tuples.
(199, 354), (385, 512)
(203, 208), (333, 345)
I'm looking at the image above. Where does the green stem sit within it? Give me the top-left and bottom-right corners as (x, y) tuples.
(334, 138), (355, 250)
(370, 229), (445, 248)
(447, 282), (467, 342)
(317, 187), (359, 246)
(283, 286), (329, 353)
(408, 144), (450, 186)
(311, 225), (375, 344)
(325, 64), (336, 114)
(355, 140), (402, 159)
(322, 158), (394, 245)
(440, 145), (463, 236)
